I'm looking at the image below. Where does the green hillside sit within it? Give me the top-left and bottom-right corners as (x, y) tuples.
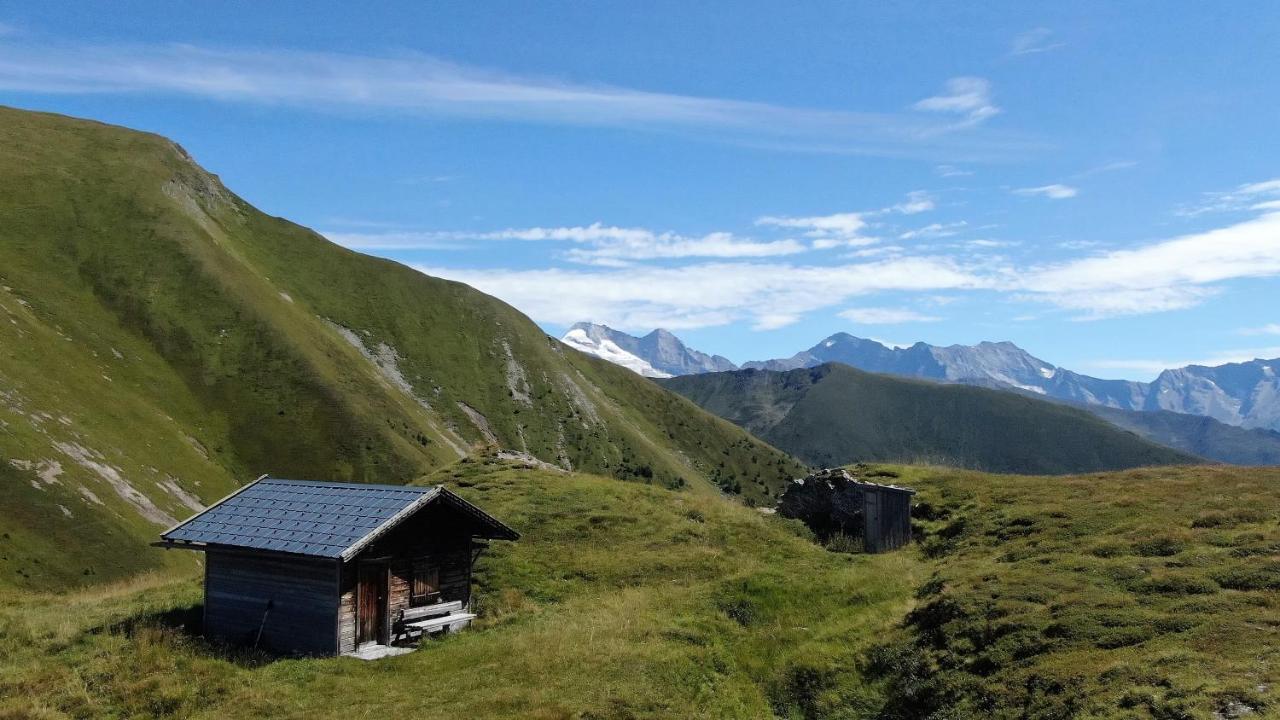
(3, 458), (1275, 719)
(660, 364), (1199, 473)
(1087, 406), (1280, 465)
(0, 106), (803, 591)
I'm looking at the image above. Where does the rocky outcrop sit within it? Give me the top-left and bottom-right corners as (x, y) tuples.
(776, 468), (869, 541)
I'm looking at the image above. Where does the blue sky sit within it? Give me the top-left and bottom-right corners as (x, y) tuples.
(3, 2), (1279, 378)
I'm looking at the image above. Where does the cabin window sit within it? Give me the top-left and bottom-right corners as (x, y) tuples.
(411, 561), (440, 605)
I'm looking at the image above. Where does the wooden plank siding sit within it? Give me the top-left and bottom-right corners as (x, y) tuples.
(204, 549), (339, 655)
(335, 503), (481, 653)
(862, 486), (913, 553)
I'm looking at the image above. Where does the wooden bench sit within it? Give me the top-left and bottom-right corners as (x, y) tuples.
(393, 601), (466, 642)
(406, 612), (476, 635)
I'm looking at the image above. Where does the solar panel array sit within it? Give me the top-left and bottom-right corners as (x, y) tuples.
(163, 479), (436, 558)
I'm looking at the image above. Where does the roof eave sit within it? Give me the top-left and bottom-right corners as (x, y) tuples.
(338, 487), (442, 562)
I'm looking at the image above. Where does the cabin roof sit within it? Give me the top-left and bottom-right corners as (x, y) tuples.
(159, 477), (519, 559)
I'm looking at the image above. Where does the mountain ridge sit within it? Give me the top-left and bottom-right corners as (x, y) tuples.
(560, 322), (738, 377)
(566, 322), (1280, 436)
(660, 363), (1200, 474)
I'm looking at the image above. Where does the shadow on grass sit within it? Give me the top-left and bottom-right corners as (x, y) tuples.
(94, 602), (287, 668)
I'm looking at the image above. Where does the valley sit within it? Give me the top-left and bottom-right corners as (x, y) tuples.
(3, 458), (1275, 719)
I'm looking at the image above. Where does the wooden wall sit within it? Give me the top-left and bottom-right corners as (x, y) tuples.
(862, 487), (913, 553)
(204, 549), (339, 655)
(336, 502), (479, 654)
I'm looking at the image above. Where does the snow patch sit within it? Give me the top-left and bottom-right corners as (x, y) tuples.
(561, 328), (672, 378)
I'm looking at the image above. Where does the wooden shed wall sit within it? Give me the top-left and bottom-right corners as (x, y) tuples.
(204, 550), (339, 655)
(862, 488), (913, 553)
(336, 503), (479, 654)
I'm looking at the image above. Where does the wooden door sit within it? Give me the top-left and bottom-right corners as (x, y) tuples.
(863, 490), (881, 553)
(357, 562), (387, 645)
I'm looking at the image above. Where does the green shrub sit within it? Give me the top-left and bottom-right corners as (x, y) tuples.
(1212, 562), (1280, 591)
(1141, 573), (1219, 596)
(1134, 536), (1186, 557)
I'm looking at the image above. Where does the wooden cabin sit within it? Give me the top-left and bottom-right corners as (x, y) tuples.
(157, 476), (519, 657)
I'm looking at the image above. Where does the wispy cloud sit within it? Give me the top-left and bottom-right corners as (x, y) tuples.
(934, 164), (973, 178)
(1178, 178), (1280, 216)
(839, 307), (941, 324)
(325, 223), (807, 263)
(756, 191), (935, 249)
(756, 212), (875, 249)
(890, 190), (937, 215)
(1010, 28), (1065, 56)
(1018, 209), (1280, 318)
(913, 77), (1001, 127)
(419, 258), (988, 331)
(1239, 323), (1280, 336)
(900, 221), (967, 240)
(0, 40), (1034, 159)
(1014, 183), (1078, 199)
(1071, 160), (1138, 179)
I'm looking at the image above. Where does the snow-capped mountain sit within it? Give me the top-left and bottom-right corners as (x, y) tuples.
(563, 324), (1280, 432)
(561, 324), (672, 378)
(1147, 359), (1280, 430)
(745, 333), (1280, 431)
(560, 323), (737, 378)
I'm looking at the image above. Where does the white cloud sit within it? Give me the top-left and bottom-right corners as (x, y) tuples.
(0, 40), (1033, 160)
(1010, 28), (1065, 56)
(966, 239), (1016, 248)
(900, 221), (967, 240)
(1239, 323), (1280, 336)
(913, 77), (1000, 127)
(839, 307), (941, 324)
(1014, 184), (1078, 200)
(325, 223), (807, 262)
(756, 212), (875, 249)
(417, 258), (988, 331)
(935, 164), (973, 178)
(891, 190), (936, 214)
(756, 191), (936, 249)
(1179, 178), (1280, 216)
(1018, 210), (1280, 318)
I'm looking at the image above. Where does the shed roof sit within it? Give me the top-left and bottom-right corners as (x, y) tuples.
(159, 477), (518, 560)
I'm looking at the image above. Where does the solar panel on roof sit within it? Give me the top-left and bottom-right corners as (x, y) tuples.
(162, 478), (435, 557)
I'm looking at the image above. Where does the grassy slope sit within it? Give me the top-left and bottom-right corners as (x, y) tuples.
(3, 460), (1275, 719)
(0, 106), (803, 590)
(1087, 405), (1280, 465)
(874, 464), (1279, 720)
(661, 364), (1199, 474)
(0, 459), (920, 720)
